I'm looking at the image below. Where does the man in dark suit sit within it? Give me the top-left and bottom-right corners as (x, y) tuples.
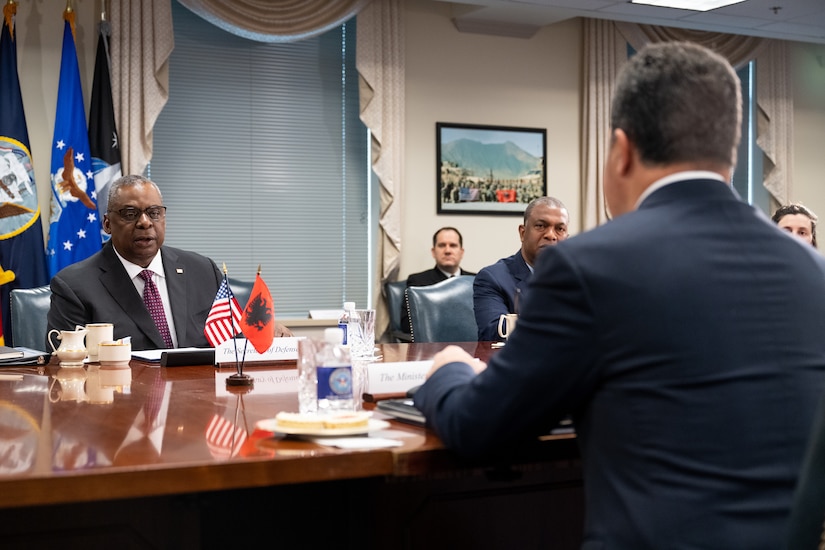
(473, 196), (568, 341)
(415, 42), (825, 549)
(400, 227), (475, 335)
(47, 175), (291, 350)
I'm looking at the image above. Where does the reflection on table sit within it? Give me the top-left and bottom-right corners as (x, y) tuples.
(0, 342), (584, 549)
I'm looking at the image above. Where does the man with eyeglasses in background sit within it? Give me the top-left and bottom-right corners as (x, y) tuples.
(47, 174), (291, 350)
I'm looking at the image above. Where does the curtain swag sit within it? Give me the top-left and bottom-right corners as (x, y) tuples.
(177, 0), (373, 42)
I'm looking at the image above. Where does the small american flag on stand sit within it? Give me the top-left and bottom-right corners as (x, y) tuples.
(204, 276), (242, 347)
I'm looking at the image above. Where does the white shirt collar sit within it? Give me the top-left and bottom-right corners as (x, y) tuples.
(112, 246), (165, 280)
(635, 171), (727, 209)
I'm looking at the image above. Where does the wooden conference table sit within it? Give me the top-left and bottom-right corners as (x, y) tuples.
(0, 342), (583, 549)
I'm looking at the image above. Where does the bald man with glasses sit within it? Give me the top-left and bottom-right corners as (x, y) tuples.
(47, 174), (291, 350)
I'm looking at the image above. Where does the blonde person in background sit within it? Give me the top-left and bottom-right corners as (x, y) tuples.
(772, 203), (817, 248)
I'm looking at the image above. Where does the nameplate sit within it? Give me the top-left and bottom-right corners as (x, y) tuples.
(215, 369), (299, 396)
(367, 361), (431, 394)
(215, 337), (302, 364)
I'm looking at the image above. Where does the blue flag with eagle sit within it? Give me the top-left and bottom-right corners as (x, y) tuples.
(48, 8), (102, 277)
(0, 2), (48, 344)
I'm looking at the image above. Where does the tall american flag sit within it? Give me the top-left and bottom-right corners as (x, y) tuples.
(204, 276), (242, 347)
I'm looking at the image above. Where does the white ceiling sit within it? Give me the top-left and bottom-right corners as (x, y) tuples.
(436, 0), (825, 44)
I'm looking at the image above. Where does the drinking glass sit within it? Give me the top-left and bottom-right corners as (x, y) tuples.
(349, 308), (376, 359)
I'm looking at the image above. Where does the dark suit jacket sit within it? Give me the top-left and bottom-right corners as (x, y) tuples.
(401, 266), (475, 334)
(473, 251), (531, 341)
(48, 242), (222, 350)
(416, 179), (825, 549)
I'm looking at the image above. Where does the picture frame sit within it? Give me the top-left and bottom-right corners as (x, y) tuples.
(436, 122), (547, 215)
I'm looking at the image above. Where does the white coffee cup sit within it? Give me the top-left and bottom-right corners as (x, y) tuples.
(98, 340), (131, 368)
(497, 313), (518, 340)
(85, 323), (114, 362)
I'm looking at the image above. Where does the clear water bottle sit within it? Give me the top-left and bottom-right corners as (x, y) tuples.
(316, 327), (354, 412)
(338, 301), (356, 346)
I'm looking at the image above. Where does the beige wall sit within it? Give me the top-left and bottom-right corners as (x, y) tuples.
(402, 0), (582, 279)
(11, 0), (825, 269)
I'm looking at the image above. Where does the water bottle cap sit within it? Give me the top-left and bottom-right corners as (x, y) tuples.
(324, 327), (345, 344)
(343, 301), (356, 310)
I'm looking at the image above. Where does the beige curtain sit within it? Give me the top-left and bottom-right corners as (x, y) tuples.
(581, 19), (626, 229)
(756, 41), (793, 205)
(356, 0), (404, 333)
(613, 22), (791, 206)
(110, 0), (174, 177)
(177, 0), (371, 42)
(582, 20), (790, 227)
(615, 23), (766, 68)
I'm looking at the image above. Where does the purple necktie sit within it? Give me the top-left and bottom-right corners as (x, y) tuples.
(139, 269), (174, 348)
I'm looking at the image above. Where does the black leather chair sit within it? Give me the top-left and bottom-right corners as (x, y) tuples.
(10, 285), (52, 350)
(786, 399), (825, 548)
(228, 278), (254, 308)
(406, 275), (476, 343)
(383, 280), (411, 343)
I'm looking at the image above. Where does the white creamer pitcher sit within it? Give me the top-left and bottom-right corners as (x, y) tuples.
(48, 326), (88, 367)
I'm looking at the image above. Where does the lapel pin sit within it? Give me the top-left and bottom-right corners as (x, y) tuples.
(176, 268), (184, 274)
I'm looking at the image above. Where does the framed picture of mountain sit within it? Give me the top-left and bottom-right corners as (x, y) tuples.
(436, 122), (547, 215)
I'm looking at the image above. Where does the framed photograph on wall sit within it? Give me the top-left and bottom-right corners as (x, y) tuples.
(436, 122), (547, 215)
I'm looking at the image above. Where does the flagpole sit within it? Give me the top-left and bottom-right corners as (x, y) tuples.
(239, 264), (262, 375)
(225, 264), (253, 388)
(223, 263), (241, 371)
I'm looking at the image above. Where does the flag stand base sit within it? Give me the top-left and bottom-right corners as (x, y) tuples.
(226, 373), (254, 387)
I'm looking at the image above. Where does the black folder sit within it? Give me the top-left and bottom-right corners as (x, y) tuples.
(160, 349), (215, 367)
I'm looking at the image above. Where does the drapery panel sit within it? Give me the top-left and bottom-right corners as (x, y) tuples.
(110, 0), (174, 177)
(581, 19), (626, 230)
(582, 20), (791, 228)
(356, 0), (405, 335)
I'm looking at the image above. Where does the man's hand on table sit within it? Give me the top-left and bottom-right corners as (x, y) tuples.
(427, 345), (487, 378)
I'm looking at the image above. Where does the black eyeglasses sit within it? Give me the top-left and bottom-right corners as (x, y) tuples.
(111, 206), (167, 222)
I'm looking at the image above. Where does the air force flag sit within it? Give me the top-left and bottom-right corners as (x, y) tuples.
(48, 10), (102, 277)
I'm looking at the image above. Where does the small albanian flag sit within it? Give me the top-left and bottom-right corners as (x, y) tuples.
(241, 273), (275, 354)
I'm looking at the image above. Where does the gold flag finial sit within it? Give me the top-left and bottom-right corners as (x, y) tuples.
(222, 262), (228, 275)
(3, 1), (17, 40)
(64, 0), (77, 42)
(256, 264), (262, 276)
